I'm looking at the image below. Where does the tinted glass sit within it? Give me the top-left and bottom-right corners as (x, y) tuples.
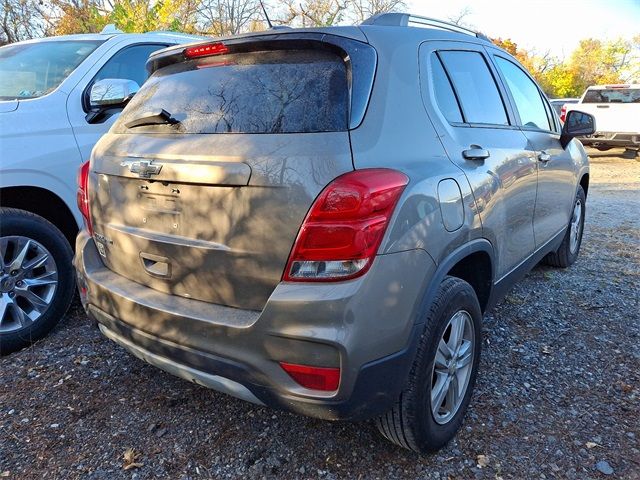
(438, 51), (508, 125)
(0, 40), (103, 100)
(583, 88), (640, 103)
(495, 56), (550, 130)
(430, 54), (463, 123)
(115, 49), (348, 134)
(94, 44), (166, 87)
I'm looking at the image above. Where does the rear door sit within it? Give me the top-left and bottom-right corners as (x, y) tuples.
(490, 52), (576, 247)
(89, 38), (375, 310)
(420, 41), (538, 279)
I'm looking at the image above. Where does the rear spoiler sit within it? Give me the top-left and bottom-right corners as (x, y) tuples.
(145, 32), (378, 131)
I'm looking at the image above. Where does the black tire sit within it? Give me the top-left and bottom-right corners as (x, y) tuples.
(376, 276), (482, 453)
(595, 146), (612, 152)
(0, 208), (75, 355)
(544, 185), (586, 268)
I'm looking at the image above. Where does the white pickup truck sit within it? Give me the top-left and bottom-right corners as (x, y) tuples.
(563, 84), (640, 155)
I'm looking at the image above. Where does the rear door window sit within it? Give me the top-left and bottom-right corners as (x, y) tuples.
(115, 49), (349, 134)
(437, 50), (509, 126)
(494, 56), (551, 131)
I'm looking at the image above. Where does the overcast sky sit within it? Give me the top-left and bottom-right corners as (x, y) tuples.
(405, 0), (640, 58)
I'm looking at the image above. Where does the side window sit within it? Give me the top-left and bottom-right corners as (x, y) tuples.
(430, 54), (463, 123)
(494, 56), (551, 131)
(93, 44), (167, 87)
(438, 50), (509, 126)
(542, 96), (559, 133)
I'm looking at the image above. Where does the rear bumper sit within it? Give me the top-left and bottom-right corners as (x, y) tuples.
(74, 231), (435, 420)
(580, 132), (640, 148)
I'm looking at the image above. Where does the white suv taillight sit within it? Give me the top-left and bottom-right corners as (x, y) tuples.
(77, 160), (93, 235)
(283, 169), (409, 282)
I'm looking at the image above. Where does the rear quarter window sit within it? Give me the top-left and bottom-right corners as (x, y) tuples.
(114, 49), (349, 134)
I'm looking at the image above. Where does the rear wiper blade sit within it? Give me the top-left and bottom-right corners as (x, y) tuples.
(125, 109), (180, 128)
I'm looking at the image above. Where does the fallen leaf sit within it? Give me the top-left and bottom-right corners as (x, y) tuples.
(123, 448), (143, 470)
(1, 472), (10, 478)
(477, 454), (489, 468)
(541, 345), (552, 354)
(586, 441), (598, 449)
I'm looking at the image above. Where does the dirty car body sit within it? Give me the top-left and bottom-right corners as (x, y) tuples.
(75, 14), (592, 452)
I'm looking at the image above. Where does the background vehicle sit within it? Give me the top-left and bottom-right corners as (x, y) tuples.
(0, 27), (203, 354)
(564, 84), (640, 154)
(75, 13), (594, 453)
(551, 97), (578, 120)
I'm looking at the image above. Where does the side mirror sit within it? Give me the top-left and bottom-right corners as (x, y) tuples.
(89, 78), (140, 108)
(560, 110), (596, 149)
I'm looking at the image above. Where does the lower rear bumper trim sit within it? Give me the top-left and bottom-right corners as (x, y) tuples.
(98, 323), (265, 406)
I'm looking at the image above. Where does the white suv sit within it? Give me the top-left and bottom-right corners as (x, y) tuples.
(0, 27), (203, 354)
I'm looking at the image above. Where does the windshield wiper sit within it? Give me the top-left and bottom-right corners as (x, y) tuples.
(125, 109), (180, 129)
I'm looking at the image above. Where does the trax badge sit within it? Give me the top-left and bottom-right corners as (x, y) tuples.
(122, 159), (162, 178)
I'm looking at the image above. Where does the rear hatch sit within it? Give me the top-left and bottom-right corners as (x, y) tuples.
(89, 33), (376, 311)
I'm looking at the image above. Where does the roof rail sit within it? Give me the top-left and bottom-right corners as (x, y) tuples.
(361, 13), (491, 41)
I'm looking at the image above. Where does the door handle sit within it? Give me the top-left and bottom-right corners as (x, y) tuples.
(538, 151), (551, 163)
(462, 146), (490, 161)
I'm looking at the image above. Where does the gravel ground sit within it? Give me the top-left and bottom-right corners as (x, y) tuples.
(1, 148), (639, 480)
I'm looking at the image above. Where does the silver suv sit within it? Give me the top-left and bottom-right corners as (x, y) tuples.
(74, 13), (595, 452)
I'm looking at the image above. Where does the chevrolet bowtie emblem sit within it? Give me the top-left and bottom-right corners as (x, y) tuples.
(123, 160), (163, 178)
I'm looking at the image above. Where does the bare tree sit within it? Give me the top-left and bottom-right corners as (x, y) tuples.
(447, 6), (471, 27)
(0, 0), (51, 43)
(278, 0), (348, 27)
(198, 0), (262, 36)
(349, 0), (405, 24)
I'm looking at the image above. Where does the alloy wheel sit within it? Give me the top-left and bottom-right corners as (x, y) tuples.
(0, 236), (58, 333)
(430, 310), (475, 425)
(569, 199), (583, 254)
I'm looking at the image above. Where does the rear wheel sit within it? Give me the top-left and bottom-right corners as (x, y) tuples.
(376, 276), (482, 453)
(544, 186), (586, 268)
(0, 208), (75, 355)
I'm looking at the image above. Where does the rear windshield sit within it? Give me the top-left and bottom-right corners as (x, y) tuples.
(582, 88), (640, 104)
(114, 49), (349, 134)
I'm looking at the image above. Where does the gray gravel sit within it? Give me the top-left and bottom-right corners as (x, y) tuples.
(1, 148), (639, 479)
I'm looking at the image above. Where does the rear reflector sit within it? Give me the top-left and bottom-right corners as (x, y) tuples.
(77, 160), (93, 235)
(184, 42), (229, 59)
(280, 362), (340, 391)
(283, 169), (409, 282)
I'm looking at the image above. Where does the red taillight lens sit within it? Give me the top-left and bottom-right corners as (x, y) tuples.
(283, 168), (409, 282)
(560, 105), (567, 123)
(77, 161), (93, 235)
(280, 362), (340, 391)
(184, 42), (229, 59)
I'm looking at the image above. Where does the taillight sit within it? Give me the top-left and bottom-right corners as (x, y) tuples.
(77, 161), (93, 235)
(560, 105), (567, 123)
(184, 42), (229, 59)
(280, 362), (340, 391)
(283, 169), (409, 282)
